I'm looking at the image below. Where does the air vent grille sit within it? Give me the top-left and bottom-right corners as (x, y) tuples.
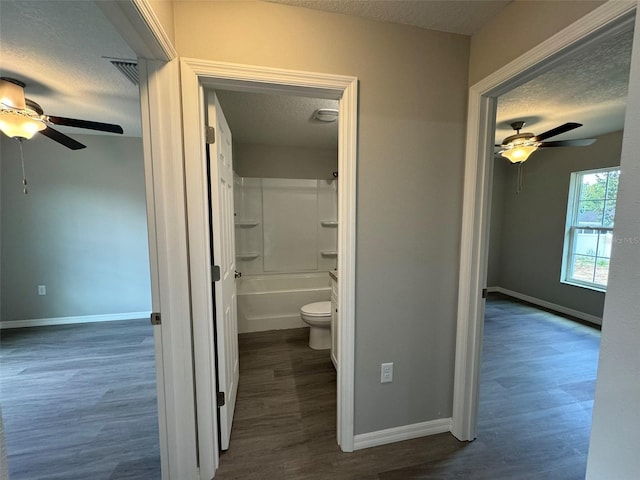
(110, 60), (139, 86)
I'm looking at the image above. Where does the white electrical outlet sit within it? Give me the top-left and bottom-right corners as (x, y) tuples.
(381, 362), (393, 383)
(38, 285), (46, 296)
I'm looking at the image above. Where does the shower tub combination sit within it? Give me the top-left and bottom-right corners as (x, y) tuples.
(236, 272), (331, 333)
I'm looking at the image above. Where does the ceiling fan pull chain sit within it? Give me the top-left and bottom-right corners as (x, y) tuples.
(516, 162), (524, 195)
(17, 138), (28, 194)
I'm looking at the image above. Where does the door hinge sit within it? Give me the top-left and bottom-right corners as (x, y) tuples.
(150, 312), (161, 325)
(212, 265), (221, 282)
(217, 391), (225, 407)
(481, 288), (488, 299)
(206, 126), (215, 144)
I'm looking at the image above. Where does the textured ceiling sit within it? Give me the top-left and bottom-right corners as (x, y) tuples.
(495, 25), (633, 145)
(0, 0), (632, 151)
(0, 0), (140, 138)
(266, 0), (513, 35)
(216, 91), (339, 148)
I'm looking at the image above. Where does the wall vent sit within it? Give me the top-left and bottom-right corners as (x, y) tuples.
(110, 60), (139, 86)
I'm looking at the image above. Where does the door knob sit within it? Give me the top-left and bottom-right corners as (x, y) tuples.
(235, 270), (242, 279)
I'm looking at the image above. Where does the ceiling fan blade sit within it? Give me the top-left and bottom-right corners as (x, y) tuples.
(539, 138), (596, 148)
(532, 122), (582, 142)
(39, 126), (86, 150)
(46, 116), (124, 134)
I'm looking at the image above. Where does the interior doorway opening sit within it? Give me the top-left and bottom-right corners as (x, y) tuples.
(452, 2), (636, 444)
(180, 59), (358, 478)
(0, 132), (159, 479)
(208, 87), (340, 459)
(472, 17), (633, 472)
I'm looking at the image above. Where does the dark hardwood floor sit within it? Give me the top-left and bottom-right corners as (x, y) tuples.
(0, 294), (600, 479)
(0, 319), (160, 480)
(217, 293), (600, 479)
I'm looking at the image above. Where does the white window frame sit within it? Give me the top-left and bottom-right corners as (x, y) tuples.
(561, 166), (620, 292)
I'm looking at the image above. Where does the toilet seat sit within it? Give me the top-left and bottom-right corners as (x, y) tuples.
(301, 301), (331, 317)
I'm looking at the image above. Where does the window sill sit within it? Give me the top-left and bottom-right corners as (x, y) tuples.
(560, 279), (607, 293)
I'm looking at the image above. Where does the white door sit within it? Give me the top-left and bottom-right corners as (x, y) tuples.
(207, 92), (239, 450)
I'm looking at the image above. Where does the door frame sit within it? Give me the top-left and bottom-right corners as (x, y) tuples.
(180, 58), (358, 476)
(451, 0), (637, 441)
(98, 2), (201, 478)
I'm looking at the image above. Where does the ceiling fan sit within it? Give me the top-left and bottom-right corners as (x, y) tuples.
(0, 77), (123, 150)
(497, 121), (596, 163)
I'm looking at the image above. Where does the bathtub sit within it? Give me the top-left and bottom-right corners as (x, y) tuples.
(236, 272), (331, 333)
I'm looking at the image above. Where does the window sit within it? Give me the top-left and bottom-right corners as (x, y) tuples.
(562, 167), (620, 291)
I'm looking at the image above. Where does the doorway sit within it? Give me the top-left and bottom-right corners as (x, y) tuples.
(0, 133), (158, 479)
(210, 87), (340, 457)
(180, 59), (357, 478)
(452, 2), (637, 442)
(471, 18), (632, 472)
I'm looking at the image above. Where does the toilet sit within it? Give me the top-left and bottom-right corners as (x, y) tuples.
(300, 301), (332, 350)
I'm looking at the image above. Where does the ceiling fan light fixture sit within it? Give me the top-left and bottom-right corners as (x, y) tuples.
(0, 109), (46, 139)
(0, 78), (45, 139)
(0, 78), (26, 110)
(500, 144), (538, 163)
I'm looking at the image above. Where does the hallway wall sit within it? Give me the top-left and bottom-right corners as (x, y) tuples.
(173, 0), (470, 434)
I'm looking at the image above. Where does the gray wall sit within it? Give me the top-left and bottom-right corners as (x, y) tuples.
(487, 159), (507, 287)
(487, 131), (623, 318)
(234, 143), (337, 179)
(1, 133), (152, 322)
(469, 0), (604, 86)
(174, 0), (469, 434)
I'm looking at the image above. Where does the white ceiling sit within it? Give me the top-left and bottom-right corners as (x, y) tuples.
(495, 24), (633, 145)
(216, 91), (339, 149)
(0, 1), (632, 151)
(267, 0), (513, 35)
(0, 0), (141, 137)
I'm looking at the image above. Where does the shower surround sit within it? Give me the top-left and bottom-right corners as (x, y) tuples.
(234, 177), (337, 332)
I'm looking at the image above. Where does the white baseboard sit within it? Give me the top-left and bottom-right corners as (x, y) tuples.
(0, 311), (152, 329)
(353, 417), (452, 450)
(488, 286), (602, 326)
(238, 314), (307, 334)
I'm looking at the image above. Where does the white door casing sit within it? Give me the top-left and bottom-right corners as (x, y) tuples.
(102, 1), (209, 477)
(452, 1), (637, 442)
(206, 92), (239, 450)
(138, 58), (200, 480)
